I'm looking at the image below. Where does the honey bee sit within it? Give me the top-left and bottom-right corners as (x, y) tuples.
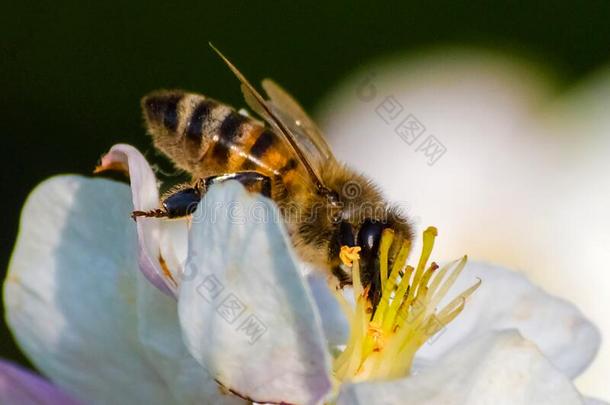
(134, 46), (413, 305)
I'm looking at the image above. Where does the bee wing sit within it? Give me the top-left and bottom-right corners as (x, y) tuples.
(211, 44), (331, 194)
(261, 79), (337, 169)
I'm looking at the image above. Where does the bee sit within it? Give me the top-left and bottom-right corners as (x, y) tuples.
(134, 46), (413, 305)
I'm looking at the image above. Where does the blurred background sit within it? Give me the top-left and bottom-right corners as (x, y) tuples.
(2, 0), (609, 401)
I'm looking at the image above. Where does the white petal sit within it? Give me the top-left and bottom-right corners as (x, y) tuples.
(584, 398), (609, 405)
(136, 270), (246, 405)
(4, 175), (175, 404)
(178, 181), (332, 405)
(99, 143), (175, 295)
(415, 262), (600, 379)
(159, 219), (189, 284)
(306, 272), (349, 348)
(338, 331), (584, 405)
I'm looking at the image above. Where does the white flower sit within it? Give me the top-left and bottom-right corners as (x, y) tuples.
(3, 143), (603, 404)
(317, 49), (610, 400)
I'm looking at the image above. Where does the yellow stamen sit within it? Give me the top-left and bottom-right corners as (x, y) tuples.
(332, 226), (480, 384)
(378, 228), (394, 283)
(372, 239), (410, 327)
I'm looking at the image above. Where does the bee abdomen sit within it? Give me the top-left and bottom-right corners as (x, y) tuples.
(185, 98), (217, 141)
(143, 92), (183, 131)
(210, 110), (249, 162)
(142, 90), (254, 174)
(142, 89), (303, 182)
(143, 90), (223, 141)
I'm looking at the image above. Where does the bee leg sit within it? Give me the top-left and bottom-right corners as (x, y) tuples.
(131, 172), (271, 220)
(203, 171), (272, 198)
(132, 183), (203, 220)
(131, 208), (169, 219)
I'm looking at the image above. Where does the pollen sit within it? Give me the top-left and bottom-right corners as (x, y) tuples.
(333, 226), (481, 383)
(339, 245), (362, 267)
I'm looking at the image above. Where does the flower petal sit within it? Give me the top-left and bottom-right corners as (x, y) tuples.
(136, 269), (247, 405)
(584, 398), (609, 405)
(4, 175), (176, 403)
(306, 272), (349, 348)
(98, 143), (175, 296)
(338, 331), (585, 405)
(415, 262), (600, 379)
(178, 181), (332, 405)
(0, 359), (81, 405)
(159, 219), (189, 284)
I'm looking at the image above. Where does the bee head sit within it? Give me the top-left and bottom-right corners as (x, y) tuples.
(334, 207), (413, 309)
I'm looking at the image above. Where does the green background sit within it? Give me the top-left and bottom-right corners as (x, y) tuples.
(2, 0), (610, 368)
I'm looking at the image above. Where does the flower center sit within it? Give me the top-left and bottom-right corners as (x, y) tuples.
(332, 226), (480, 383)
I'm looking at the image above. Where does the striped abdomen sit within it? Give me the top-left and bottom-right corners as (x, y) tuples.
(142, 90), (306, 191)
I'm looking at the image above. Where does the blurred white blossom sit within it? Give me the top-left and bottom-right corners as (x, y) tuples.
(319, 48), (610, 399)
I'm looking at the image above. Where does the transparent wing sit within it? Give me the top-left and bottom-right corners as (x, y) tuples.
(262, 79), (337, 169)
(210, 44), (330, 194)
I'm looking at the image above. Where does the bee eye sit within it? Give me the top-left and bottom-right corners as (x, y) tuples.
(339, 220), (355, 247)
(357, 219), (386, 262)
